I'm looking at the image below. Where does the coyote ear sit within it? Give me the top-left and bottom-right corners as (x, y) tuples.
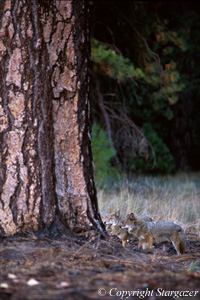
(109, 208), (113, 213)
(129, 213), (135, 221)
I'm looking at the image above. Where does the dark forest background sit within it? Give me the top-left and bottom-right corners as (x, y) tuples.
(89, 1), (200, 185)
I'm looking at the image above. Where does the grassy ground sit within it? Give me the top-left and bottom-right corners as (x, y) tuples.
(0, 173), (199, 299)
(98, 173), (200, 234)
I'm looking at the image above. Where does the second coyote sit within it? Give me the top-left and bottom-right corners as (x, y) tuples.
(124, 213), (186, 254)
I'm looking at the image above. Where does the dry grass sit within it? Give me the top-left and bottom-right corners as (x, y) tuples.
(98, 173), (200, 234)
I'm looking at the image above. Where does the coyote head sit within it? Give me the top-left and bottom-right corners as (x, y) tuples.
(124, 213), (137, 226)
(109, 208), (120, 217)
(106, 209), (122, 226)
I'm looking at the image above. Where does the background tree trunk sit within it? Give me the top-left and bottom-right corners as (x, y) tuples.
(0, 0), (104, 237)
(170, 55), (194, 172)
(170, 97), (193, 171)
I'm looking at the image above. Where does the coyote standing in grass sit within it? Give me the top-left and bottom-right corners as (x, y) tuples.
(124, 213), (186, 254)
(105, 209), (129, 247)
(106, 209), (153, 247)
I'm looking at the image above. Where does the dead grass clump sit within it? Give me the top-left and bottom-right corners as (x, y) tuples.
(98, 173), (200, 235)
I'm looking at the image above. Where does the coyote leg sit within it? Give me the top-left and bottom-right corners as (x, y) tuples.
(171, 240), (181, 255)
(147, 235), (153, 249)
(162, 242), (168, 251)
(140, 240), (148, 250)
(122, 239), (126, 247)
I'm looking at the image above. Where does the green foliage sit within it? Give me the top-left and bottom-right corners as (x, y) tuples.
(132, 123), (175, 174)
(91, 123), (119, 186)
(91, 38), (145, 81)
(92, 37), (185, 121)
(91, 1), (200, 174)
(156, 21), (189, 52)
(187, 261), (200, 273)
(145, 61), (185, 108)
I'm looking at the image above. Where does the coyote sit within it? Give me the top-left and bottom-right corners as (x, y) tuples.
(107, 209), (124, 225)
(105, 209), (128, 247)
(111, 224), (129, 247)
(123, 212), (153, 250)
(105, 209), (153, 247)
(124, 213), (186, 254)
(107, 209), (153, 226)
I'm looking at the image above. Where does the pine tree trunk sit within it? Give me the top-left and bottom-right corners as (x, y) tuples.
(0, 0), (104, 237)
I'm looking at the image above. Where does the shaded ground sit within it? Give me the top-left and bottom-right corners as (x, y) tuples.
(0, 231), (199, 300)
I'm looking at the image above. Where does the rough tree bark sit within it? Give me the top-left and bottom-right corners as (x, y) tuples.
(0, 0), (104, 237)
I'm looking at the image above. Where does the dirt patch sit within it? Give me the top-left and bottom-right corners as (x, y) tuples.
(0, 232), (199, 300)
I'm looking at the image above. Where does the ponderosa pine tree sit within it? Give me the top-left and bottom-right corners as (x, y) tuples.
(0, 0), (104, 237)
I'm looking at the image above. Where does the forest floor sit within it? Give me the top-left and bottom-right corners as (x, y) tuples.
(0, 231), (200, 300)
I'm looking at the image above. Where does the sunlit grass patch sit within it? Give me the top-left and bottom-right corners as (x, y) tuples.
(98, 173), (200, 234)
